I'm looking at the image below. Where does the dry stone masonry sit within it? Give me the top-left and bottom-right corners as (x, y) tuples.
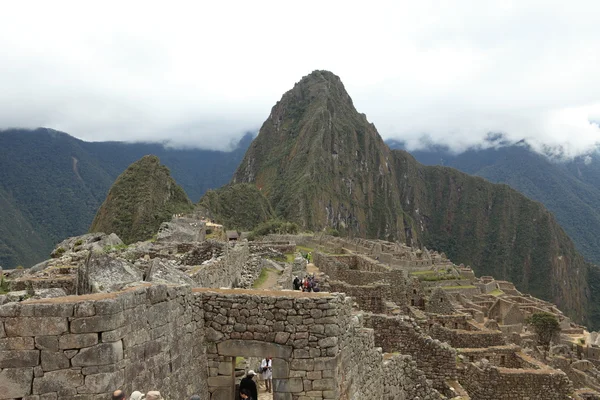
(1, 220), (599, 399)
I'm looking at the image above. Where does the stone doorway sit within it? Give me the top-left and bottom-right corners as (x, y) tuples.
(208, 340), (291, 400)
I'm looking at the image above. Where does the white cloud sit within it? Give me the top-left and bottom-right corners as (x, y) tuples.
(1, 0), (600, 155)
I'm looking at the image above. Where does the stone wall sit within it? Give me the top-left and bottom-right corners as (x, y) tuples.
(381, 354), (440, 400)
(429, 324), (505, 349)
(0, 285), (206, 399)
(457, 345), (525, 368)
(198, 288), (355, 400)
(459, 362), (573, 399)
(363, 313), (456, 390)
(190, 241), (250, 288)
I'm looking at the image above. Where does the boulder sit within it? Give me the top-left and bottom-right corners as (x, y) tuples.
(156, 216), (206, 243)
(145, 259), (195, 286)
(77, 253), (143, 295)
(53, 233), (123, 258)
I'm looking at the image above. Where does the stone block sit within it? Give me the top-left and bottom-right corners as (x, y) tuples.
(71, 341), (123, 367)
(217, 339), (293, 360)
(69, 312), (125, 333)
(207, 375), (233, 387)
(218, 360), (233, 375)
(272, 357), (290, 379)
(33, 369), (83, 394)
(312, 378), (335, 391)
(74, 302), (95, 317)
(35, 336), (59, 351)
(19, 303), (74, 317)
(59, 333), (98, 349)
(0, 336), (35, 350)
(211, 387), (234, 400)
(0, 367), (34, 397)
(4, 317), (68, 337)
(273, 393), (292, 400)
(0, 349), (40, 368)
(79, 370), (124, 393)
(41, 351), (70, 371)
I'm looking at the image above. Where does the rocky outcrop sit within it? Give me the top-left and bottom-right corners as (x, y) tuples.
(77, 253), (143, 295)
(156, 216), (206, 243)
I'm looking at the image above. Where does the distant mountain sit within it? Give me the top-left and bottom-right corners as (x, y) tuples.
(386, 140), (600, 265)
(90, 155), (193, 243)
(216, 70), (597, 327)
(0, 128), (251, 268)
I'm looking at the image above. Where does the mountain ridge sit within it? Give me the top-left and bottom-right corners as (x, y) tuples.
(0, 128), (252, 268)
(223, 70), (595, 327)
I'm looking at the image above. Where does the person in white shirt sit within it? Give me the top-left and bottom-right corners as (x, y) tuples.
(260, 356), (273, 393)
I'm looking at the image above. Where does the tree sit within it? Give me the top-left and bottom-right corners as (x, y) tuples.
(527, 312), (560, 352)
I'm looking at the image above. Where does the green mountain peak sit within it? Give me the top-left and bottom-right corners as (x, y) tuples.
(90, 155), (193, 244)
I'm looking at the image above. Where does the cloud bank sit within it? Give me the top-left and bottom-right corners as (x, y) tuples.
(1, 1), (600, 156)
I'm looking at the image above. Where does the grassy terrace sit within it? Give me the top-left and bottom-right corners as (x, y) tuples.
(442, 285), (477, 290)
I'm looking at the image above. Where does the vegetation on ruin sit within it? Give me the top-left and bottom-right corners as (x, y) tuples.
(526, 312), (561, 350)
(252, 268), (280, 289)
(90, 155), (194, 244)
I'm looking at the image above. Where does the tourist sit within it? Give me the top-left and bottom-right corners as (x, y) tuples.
(261, 356), (273, 393)
(239, 370), (258, 400)
(145, 391), (163, 400)
(129, 391), (144, 400)
(240, 388), (254, 400)
(190, 395), (201, 400)
(293, 275), (301, 290)
(112, 390), (126, 400)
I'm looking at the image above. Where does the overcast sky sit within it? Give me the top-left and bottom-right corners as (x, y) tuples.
(1, 1), (600, 157)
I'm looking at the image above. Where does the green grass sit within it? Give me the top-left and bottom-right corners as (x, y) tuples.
(252, 268), (278, 288)
(410, 270), (436, 275)
(297, 245), (314, 253)
(442, 285), (477, 290)
(285, 253), (295, 263)
(489, 289), (504, 296)
(103, 243), (129, 253)
(236, 356), (245, 367)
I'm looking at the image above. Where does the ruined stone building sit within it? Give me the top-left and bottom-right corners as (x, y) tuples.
(1, 216), (599, 399)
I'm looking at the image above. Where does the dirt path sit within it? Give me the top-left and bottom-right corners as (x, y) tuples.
(257, 391), (273, 400)
(307, 262), (319, 274)
(253, 268), (280, 290)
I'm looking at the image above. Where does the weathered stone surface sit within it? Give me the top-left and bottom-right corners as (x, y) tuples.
(35, 336), (59, 351)
(71, 341), (123, 367)
(78, 253), (142, 295)
(0, 367), (34, 397)
(59, 333), (98, 349)
(146, 258), (195, 286)
(33, 369), (84, 394)
(41, 351), (70, 371)
(156, 216), (205, 243)
(217, 340), (292, 360)
(4, 317), (68, 337)
(70, 312), (125, 333)
(0, 349), (40, 368)
(79, 370), (124, 393)
(0, 336), (35, 350)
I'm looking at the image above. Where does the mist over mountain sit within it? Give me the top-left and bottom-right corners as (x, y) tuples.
(387, 139), (600, 265)
(0, 128), (251, 268)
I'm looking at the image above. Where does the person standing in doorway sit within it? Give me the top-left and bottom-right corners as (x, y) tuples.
(240, 370), (258, 400)
(261, 356), (273, 393)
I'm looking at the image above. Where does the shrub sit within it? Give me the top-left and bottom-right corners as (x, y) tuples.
(248, 219), (299, 240)
(526, 312), (560, 350)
